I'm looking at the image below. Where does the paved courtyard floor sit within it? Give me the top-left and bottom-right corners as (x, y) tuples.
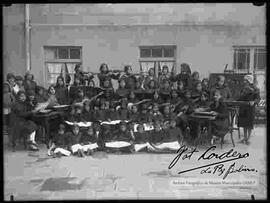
(3, 125), (267, 200)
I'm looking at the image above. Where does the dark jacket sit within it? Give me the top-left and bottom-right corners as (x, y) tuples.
(237, 85), (260, 128)
(11, 100), (37, 134)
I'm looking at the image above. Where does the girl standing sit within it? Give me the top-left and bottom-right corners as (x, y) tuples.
(238, 75), (260, 145)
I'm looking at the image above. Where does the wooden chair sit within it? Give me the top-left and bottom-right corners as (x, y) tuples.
(220, 107), (239, 149)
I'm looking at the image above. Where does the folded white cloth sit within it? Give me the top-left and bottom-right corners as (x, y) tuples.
(82, 143), (98, 151)
(54, 148), (71, 156)
(134, 143), (150, 152)
(101, 120), (129, 125)
(154, 141), (180, 150)
(65, 121), (92, 127)
(105, 141), (131, 148)
(71, 144), (83, 153)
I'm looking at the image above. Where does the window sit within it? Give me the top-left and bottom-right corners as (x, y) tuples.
(44, 46), (82, 86)
(139, 46), (176, 76)
(233, 48), (250, 70)
(233, 46), (266, 72)
(254, 48), (266, 70)
(140, 46), (175, 58)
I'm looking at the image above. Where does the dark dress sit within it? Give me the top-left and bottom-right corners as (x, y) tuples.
(167, 127), (183, 143)
(52, 132), (70, 148)
(54, 85), (69, 105)
(237, 85), (260, 129)
(80, 132), (98, 144)
(67, 131), (83, 146)
(149, 130), (165, 145)
(134, 132), (150, 144)
(210, 99), (229, 136)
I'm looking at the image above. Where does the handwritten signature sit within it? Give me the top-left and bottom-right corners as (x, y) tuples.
(168, 145), (257, 179)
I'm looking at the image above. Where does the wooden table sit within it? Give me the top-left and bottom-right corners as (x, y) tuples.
(188, 113), (216, 146)
(31, 111), (65, 148)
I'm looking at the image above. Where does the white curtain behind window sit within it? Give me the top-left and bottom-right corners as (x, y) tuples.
(140, 62), (155, 74)
(160, 61), (174, 73)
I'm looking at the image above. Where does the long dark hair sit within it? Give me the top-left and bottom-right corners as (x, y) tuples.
(99, 63), (109, 73)
(55, 76), (65, 87)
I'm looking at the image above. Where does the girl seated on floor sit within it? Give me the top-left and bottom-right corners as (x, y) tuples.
(134, 123), (149, 152)
(67, 124), (85, 157)
(105, 121), (134, 153)
(148, 121), (166, 152)
(47, 124), (71, 157)
(80, 126), (99, 155)
(150, 120), (181, 152)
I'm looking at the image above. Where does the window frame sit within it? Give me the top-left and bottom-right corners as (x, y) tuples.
(44, 46), (83, 86)
(254, 47), (266, 71)
(233, 45), (266, 73)
(139, 45), (177, 77)
(139, 45), (176, 58)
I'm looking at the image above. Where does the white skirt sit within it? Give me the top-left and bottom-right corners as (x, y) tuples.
(81, 143), (99, 151)
(54, 148), (71, 156)
(134, 143), (151, 152)
(105, 141), (132, 148)
(71, 144), (83, 153)
(154, 141), (180, 150)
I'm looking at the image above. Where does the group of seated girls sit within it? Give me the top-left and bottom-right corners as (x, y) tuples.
(47, 118), (183, 157)
(3, 62), (234, 152)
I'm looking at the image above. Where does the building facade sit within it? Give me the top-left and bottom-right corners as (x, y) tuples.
(3, 3), (266, 97)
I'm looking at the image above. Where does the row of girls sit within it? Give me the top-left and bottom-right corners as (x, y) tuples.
(3, 63), (260, 153)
